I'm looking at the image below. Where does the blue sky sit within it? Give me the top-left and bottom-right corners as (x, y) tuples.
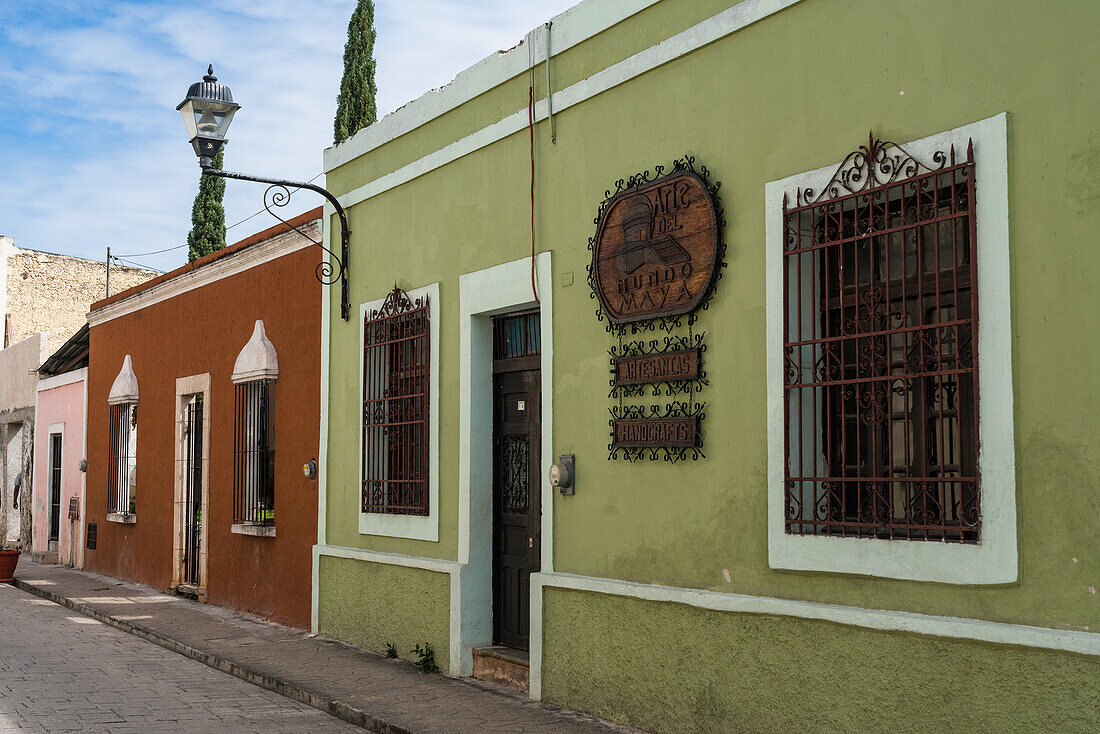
(0, 0), (576, 272)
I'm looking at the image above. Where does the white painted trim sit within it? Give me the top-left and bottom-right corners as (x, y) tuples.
(107, 355), (138, 406)
(231, 320), (278, 384)
(333, 0), (804, 210)
(528, 572), (1098, 701)
(357, 283), (440, 542)
(457, 253), (553, 678)
(231, 523), (276, 537)
(313, 207), (333, 634)
(36, 368), (87, 392)
(87, 221), (319, 327)
(106, 512), (136, 525)
(172, 374), (211, 590)
(323, 0), (663, 171)
(44, 422), (65, 550)
(764, 113), (1016, 584)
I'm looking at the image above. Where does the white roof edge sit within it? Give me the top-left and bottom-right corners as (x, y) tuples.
(322, 0), (662, 172)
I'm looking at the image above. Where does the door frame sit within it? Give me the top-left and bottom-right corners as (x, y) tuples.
(173, 374), (211, 592)
(47, 426), (64, 546)
(456, 252), (553, 675)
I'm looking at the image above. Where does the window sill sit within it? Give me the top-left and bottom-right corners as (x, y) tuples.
(106, 512), (136, 525)
(231, 523), (276, 538)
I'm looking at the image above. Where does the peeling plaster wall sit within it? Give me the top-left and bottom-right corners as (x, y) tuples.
(0, 333), (48, 546)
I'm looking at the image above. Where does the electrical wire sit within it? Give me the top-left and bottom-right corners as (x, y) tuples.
(113, 171), (324, 259)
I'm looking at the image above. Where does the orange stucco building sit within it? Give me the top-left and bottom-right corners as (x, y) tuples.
(83, 208), (321, 627)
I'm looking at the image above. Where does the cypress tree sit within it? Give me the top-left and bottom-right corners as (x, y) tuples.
(186, 148), (226, 262)
(334, 0), (378, 145)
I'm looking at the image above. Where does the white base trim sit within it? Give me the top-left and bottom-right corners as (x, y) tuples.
(529, 571), (1100, 700)
(105, 512), (135, 525)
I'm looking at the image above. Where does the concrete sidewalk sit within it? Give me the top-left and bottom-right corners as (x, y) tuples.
(10, 560), (637, 734)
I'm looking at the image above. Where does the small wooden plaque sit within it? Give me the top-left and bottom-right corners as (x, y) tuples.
(614, 348), (700, 386)
(612, 416), (698, 448)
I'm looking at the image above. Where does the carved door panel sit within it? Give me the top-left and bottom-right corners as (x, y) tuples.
(492, 368), (541, 650)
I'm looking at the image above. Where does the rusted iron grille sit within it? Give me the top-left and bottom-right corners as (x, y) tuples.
(783, 142), (979, 542)
(107, 404), (134, 514)
(493, 310), (541, 359)
(233, 380), (275, 525)
(362, 288), (430, 515)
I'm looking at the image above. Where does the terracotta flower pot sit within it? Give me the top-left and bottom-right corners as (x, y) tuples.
(0, 550), (21, 583)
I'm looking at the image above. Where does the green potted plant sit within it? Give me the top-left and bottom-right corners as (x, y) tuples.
(0, 524), (20, 583)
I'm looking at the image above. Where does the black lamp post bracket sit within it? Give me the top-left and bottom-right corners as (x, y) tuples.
(202, 166), (352, 321)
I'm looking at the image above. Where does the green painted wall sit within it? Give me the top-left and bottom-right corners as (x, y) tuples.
(327, 0), (1099, 629)
(542, 587), (1100, 734)
(322, 0), (1100, 727)
(317, 555), (450, 670)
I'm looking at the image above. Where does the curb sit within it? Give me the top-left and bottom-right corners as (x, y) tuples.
(10, 578), (415, 734)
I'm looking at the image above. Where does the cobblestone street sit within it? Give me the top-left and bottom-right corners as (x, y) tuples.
(0, 583), (361, 733)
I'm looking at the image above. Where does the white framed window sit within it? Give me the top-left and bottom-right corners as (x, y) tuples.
(231, 321), (278, 534)
(765, 113), (1016, 584)
(358, 282), (440, 541)
(107, 354), (139, 519)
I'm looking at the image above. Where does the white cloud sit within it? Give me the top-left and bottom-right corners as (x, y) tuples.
(0, 0), (575, 272)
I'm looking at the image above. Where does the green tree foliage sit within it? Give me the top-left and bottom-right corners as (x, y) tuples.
(334, 0), (378, 144)
(186, 148), (226, 262)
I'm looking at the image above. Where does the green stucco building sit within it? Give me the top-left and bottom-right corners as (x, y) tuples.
(313, 1), (1099, 731)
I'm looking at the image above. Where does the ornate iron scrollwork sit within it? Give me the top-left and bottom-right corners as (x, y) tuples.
(609, 333), (707, 398)
(607, 402), (708, 464)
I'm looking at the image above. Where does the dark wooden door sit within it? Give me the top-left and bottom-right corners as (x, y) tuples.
(492, 368), (541, 650)
(48, 433), (62, 543)
(183, 395), (203, 587)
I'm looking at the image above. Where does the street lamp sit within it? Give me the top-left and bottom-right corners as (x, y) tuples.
(178, 66), (351, 320)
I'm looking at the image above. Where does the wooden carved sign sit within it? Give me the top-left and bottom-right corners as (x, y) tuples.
(613, 416), (698, 448)
(614, 348), (700, 386)
(591, 165), (721, 325)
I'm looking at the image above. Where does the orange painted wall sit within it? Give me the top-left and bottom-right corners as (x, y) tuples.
(84, 241), (320, 627)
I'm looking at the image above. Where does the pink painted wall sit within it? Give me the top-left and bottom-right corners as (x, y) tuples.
(32, 373), (85, 566)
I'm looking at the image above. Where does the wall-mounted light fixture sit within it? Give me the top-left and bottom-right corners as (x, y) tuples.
(303, 459), (318, 481)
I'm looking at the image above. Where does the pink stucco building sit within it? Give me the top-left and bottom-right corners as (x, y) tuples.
(31, 325), (89, 566)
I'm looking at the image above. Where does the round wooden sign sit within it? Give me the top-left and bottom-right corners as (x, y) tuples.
(591, 167), (721, 325)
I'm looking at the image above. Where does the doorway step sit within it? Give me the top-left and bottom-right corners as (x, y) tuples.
(26, 551), (58, 565)
(472, 645), (529, 692)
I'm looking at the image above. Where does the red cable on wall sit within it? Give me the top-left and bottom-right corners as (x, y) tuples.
(528, 84), (540, 305)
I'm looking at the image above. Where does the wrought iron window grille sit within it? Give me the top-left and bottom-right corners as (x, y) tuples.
(362, 286), (431, 516)
(782, 133), (980, 543)
(107, 403), (137, 514)
(233, 380), (275, 526)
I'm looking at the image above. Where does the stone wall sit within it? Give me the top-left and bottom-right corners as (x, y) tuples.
(0, 333), (48, 547)
(3, 241), (155, 348)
